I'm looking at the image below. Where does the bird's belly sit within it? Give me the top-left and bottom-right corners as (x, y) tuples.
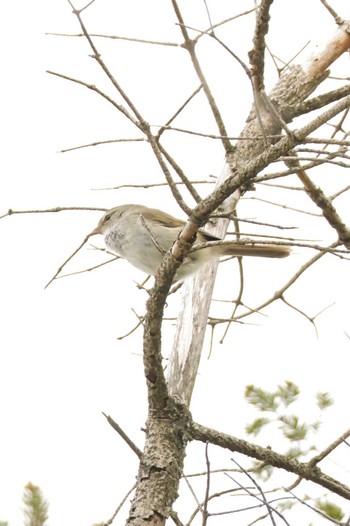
(105, 230), (164, 275)
(105, 228), (203, 279)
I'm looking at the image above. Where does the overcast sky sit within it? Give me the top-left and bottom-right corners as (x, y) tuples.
(1, 1), (350, 525)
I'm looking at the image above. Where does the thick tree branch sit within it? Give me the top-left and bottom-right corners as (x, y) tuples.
(191, 422), (350, 501)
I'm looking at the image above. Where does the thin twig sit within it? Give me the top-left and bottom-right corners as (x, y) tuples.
(230, 458), (279, 526)
(308, 427), (350, 467)
(140, 214), (167, 254)
(57, 256), (119, 280)
(92, 180), (213, 191)
(60, 137), (146, 153)
(1, 206), (105, 220)
(171, 0), (233, 155)
(117, 310), (144, 340)
(229, 242), (341, 323)
(104, 483), (137, 526)
(319, 0), (344, 24)
(44, 234), (92, 289)
(102, 412), (142, 458)
(47, 31), (179, 46)
(224, 471), (290, 526)
(202, 444), (211, 526)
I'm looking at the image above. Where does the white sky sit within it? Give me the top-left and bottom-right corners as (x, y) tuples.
(1, 1), (350, 525)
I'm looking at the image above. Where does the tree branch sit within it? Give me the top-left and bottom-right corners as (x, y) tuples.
(191, 422), (350, 501)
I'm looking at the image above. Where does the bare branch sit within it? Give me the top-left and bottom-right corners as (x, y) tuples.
(156, 85), (202, 140)
(59, 137), (146, 153)
(227, 459), (287, 526)
(44, 234), (92, 289)
(292, 83), (350, 119)
(202, 444), (211, 526)
(192, 422), (350, 500)
(47, 31), (179, 47)
(319, 0), (344, 24)
(1, 206), (105, 220)
(104, 483), (137, 526)
(308, 427), (350, 467)
(171, 0), (233, 155)
(56, 256), (119, 281)
(47, 70), (141, 128)
(102, 413), (142, 459)
(230, 242), (340, 323)
(285, 156), (350, 247)
(249, 0), (274, 92)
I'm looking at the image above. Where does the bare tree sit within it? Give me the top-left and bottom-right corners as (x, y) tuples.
(3, 1), (350, 525)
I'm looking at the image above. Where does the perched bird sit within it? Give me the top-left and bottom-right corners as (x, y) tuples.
(90, 204), (290, 280)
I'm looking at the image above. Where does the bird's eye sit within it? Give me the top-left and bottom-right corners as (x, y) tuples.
(104, 214), (112, 222)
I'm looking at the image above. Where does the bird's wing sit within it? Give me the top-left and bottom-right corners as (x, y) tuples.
(141, 206), (221, 240)
(141, 207), (186, 228)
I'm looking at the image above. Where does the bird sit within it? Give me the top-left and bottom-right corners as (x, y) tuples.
(89, 204), (291, 280)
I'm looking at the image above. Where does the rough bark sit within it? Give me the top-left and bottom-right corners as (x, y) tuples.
(127, 399), (192, 526)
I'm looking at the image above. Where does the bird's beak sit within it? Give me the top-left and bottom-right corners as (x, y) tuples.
(88, 226), (101, 237)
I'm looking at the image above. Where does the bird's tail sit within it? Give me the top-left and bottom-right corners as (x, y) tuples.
(195, 242), (292, 259)
(221, 243), (291, 258)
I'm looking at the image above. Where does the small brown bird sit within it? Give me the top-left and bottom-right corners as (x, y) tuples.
(90, 204), (291, 280)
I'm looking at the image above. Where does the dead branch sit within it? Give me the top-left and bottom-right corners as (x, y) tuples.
(191, 422), (350, 501)
(102, 413), (142, 459)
